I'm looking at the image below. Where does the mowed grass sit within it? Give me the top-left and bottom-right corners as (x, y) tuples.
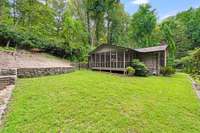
(1, 70), (200, 133)
(0, 46), (15, 52)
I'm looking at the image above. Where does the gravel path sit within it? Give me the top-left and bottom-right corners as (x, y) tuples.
(0, 85), (15, 125)
(188, 76), (200, 99)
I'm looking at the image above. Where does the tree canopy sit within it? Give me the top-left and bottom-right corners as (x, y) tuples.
(0, 0), (199, 65)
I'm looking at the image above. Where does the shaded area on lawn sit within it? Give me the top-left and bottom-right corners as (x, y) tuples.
(1, 71), (200, 133)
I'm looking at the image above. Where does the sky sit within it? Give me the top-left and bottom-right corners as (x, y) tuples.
(121, 0), (200, 21)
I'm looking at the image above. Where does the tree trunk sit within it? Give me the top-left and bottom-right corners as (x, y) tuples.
(6, 40), (10, 48)
(95, 15), (100, 46)
(107, 18), (110, 45)
(109, 22), (113, 45)
(0, 0), (3, 18)
(28, 0), (33, 30)
(13, 0), (17, 25)
(86, 10), (92, 48)
(45, 0), (48, 6)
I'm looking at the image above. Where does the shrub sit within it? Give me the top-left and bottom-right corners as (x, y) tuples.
(192, 48), (200, 75)
(0, 24), (86, 61)
(126, 66), (135, 76)
(131, 59), (149, 76)
(160, 66), (176, 76)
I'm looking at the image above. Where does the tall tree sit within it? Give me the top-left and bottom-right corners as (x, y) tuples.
(0, 0), (12, 24)
(160, 21), (176, 66)
(92, 0), (105, 46)
(130, 4), (157, 48)
(185, 8), (200, 48)
(109, 3), (129, 46)
(50, 0), (67, 35)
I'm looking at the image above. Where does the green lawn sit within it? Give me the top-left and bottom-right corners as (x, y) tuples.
(0, 46), (15, 52)
(1, 71), (200, 133)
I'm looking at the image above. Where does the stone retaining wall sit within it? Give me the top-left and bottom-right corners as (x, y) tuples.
(71, 62), (88, 69)
(189, 76), (200, 99)
(0, 69), (17, 76)
(0, 67), (75, 125)
(194, 82), (200, 91)
(0, 76), (16, 90)
(17, 67), (75, 78)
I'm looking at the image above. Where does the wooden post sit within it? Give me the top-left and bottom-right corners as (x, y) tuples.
(158, 52), (161, 75)
(165, 50), (167, 67)
(95, 53), (96, 67)
(110, 49), (112, 72)
(116, 50), (118, 68)
(99, 53), (101, 71)
(92, 55), (94, 67)
(123, 50), (126, 74)
(104, 52), (106, 68)
(88, 56), (90, 68)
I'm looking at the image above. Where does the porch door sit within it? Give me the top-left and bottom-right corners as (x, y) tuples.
(142, 53), (157, 73)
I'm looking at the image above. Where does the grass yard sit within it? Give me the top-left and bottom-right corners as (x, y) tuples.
(1, 70), (200, 133)
(0, 46), (15, 52)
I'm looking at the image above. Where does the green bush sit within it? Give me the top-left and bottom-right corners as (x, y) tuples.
(193, 48), (200, 75)
(131, 59), (149, 76)
(160, 66), (176, 76)
(0, 24), (86, 61)
(126, 66), (135, 76)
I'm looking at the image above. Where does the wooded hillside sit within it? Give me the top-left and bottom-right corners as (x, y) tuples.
(0, 0), (199, 63)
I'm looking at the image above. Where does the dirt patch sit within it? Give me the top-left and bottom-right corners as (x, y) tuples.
(0, 50), (71, 69)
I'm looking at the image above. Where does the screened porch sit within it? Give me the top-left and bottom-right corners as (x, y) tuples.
(89, 49), (134, 72)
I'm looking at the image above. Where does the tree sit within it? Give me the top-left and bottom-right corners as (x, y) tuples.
(105, 0), (129, 46)
(50, 0), (67, 35)
(69, 0), (93, 47)
(130, 4), (157, 48)
(0, 0), (12, 24)
(61, 15), (89, 60)
(92, 0), (105, 46)
(185, 8), (200, 48)
(160, 21), (176, 66)
(193, 48), (200, 75)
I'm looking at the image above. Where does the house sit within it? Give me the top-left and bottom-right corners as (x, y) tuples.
(88, 44), (168, 75)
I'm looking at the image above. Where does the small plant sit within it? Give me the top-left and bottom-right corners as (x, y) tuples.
(160, 66), (176, 76)
(126, 66), (135, 76)
(131, 59), (149, 76)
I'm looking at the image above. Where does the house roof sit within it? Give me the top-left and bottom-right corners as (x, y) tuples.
(134, 45), (168, 53)
(89, 44), (134, 55)
(89, 44), (168, 55)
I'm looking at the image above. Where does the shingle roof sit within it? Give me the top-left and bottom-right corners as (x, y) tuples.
(134, 45), (168, 53)
(89, 44), (168, 55)
(88, 44), (134, 55)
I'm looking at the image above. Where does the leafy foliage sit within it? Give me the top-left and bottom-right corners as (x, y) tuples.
(192, 48), (200, 75)
(160, 66), (176, 76)
(131, 59), (149, 76)
(177, 48), (200, 76)
(0, 0), (199, 67)
(130, 4), (157, 48)
(160, 21), (176, 66)
(0, 24), (88, 60)
(126, 66), (135, 76)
